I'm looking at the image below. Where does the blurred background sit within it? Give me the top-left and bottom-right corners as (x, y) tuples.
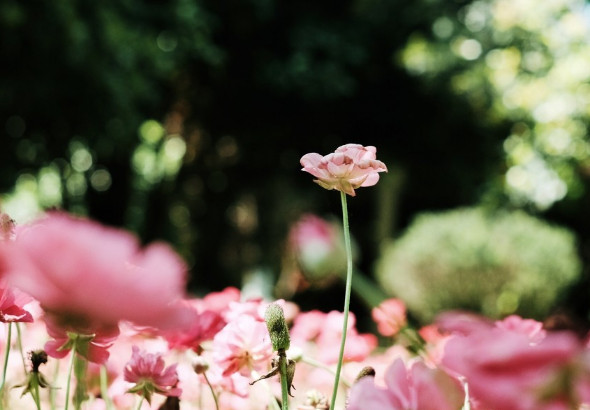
(2, 0), (590, 328)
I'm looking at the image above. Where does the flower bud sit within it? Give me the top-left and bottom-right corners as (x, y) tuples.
(265, 303), (290, 352)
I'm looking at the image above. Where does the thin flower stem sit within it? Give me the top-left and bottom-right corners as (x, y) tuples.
(16, 324), (28, 375)
(279, 354), (289, 410)
(0, 322), (12, 401)
(134, 395), (144, 410)
(202, 372), (219, 410)
(100, 365), (114, 410)
(31, 376), (41, 410)
(330, 191), (353, 410)
(64, 344), (77, 410)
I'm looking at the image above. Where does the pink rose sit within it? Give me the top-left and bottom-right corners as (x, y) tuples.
(300, 144), (387, 196)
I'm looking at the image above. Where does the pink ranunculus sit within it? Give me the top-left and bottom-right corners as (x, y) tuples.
(44, 314), (120, 364)
(212, 314), (273, 377)
(0, 212), (192, 329)
(164, 307), (226, 352)
(0, 283), (33, 323)
(372, 298), (407, 337)
(300, 144), (387, 196)
(124, 345), (181, 403)
(442, 325), (587, 410)
(347, 358), (465, 410)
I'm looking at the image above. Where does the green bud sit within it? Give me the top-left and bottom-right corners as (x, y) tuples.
(264, 303), (290, 352)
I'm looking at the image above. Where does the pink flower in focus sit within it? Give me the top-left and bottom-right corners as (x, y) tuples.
(44, 314), (119, 364)
(0, 212), (191, 329)
(442, 325), (588, 410)
(372, 298), (407, 337)
(347, 358), (465, 410)
(212, 314), (273, 377)
(0, 283), (33, 323)
(300, 144), (387, 196)
(124, 346), (181, 403)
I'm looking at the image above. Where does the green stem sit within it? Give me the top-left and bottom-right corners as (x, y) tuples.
(134, 395), (144, 410)
(350, 269), (388, 309)
(31, 376), (41, 410)
(100, 365), (113, 410)
(330, 191), (353, 410)
(64, 344), (77, 410)
(279, 354), (289, 410)
(15, 324), (27, 375)
(0, 322), (12, 407)
(202, 372), (219, 410)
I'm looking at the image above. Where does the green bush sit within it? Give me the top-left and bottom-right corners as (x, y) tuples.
(376, 207), (581, 322)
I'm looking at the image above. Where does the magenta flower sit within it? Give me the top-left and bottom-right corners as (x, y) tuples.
(124, 346), (181, 404)
(347, 358), (465, 410)
(43, 314), (119, 364)
(372, 298), (407, 337)
(0, 212), (191, 329)
(300, 144), (387, 196)
(212, 314), (273, 377)
(442, 324), (589, 409)
(164, 307), (226, 352)
(0, 284), (33, 323)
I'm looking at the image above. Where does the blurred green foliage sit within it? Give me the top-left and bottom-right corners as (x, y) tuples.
(1, 0), (589, 318)
(377, 207), (581, 322)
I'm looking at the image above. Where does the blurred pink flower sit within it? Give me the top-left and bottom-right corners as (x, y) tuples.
(288, 214), (350, 281)
(165, 308), (226, 352)
(372, 298), (407, 337)
(212, 314), (273, 377)
(442, 324), (590, 409)
(300, 144), (387, 196)
(291, 310), (377, 364)
(0, 283), (33, 323)
(0, 212), (191, 329)
(347, 358), (465, 410)
(124, 345), (181, 403)
(495, 314), (546, 343)
(44, 314), (119, 364)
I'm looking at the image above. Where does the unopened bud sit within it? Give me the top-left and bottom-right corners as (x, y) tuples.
(354, 366), (375, 383)
(265, 303), (290, 352)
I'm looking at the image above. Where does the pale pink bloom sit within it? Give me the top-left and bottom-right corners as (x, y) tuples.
(495, 314), (546, 344)
(442, 325), (589, 410)
(300, 144), (387, 196)
(0, 212), (191, 329)
(372, 298), (407, 337)
(212, 314), (273, 377)
(44, 314), (119, 364)
(0, 283), (33, 323)
(347, 358), (465, 410)
(124, 345), (181, 401)
(435, 310), (494, 336)
(192, 287), (241, 315)
(291, 310), (377, 364)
